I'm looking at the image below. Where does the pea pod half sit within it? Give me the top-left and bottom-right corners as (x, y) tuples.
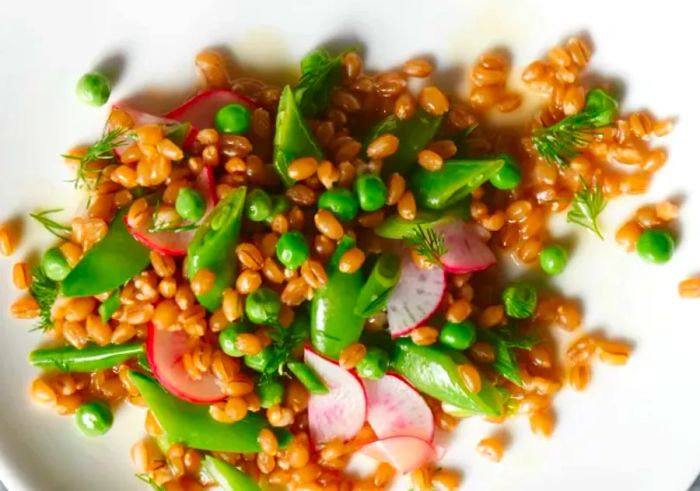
(61, 208), (150, 297)
(129, 371), (291, 453)
(374, 202), (469, 239)
(29, 343), (144, 372)
(203, 455), (261, 491)
(186, 186), (247, 311)
(354, 252), (401, 317)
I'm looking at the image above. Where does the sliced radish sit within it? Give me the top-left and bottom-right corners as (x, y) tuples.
(110, 104), (181, 157)
(304, 347), (367, 446)
(126, 167), (216, 256)
(386, 254), (446, 338)
(146, 321), (225, 403)
(434, 220), (496, 274)
(165, 88), (256, 130)
(361, 436), (444, 474)
(364, 373), (434, 442)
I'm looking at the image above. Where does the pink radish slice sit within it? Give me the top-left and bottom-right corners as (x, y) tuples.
(434, 220), (496, 274)
(386, 254), (446, 338)
(304, 347), (367, 446)
(146, 322), (225, 403)
(109, 105), (181, 157)
(364, 373), (434, 442)
(164, 88), (256, 130)
(126, 167), (216, 256)
(361, 436), (444, 474)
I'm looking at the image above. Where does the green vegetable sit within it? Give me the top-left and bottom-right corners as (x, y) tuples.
(165, 123), (192, 147)
(267, 194), (291, 219)
(245, 287), (282, 324)
(41, 247), (71, 282)
(294, 49), (345, 117)
(245, 188), (273, 222)
(409, 157), (508, 210)
(29, 343), (144, 372)
(215, 103), (252, 134)
(244, 346), (274, 372)
(273, 86), (324, 187)
(75, 401), (113, 436)
(479, 327), (538, 386)
(276, 231), (310, 269)
(403, 225), (447, 267)
(502, 283), (538, 319)
(354, 174), (388, 212)
(30, 208), (71, 240)
(439, 320), (477, 350)
(257, 377), (285, 408)
(287, 360), (328, 394)
(63, 127), (132, 192)
(374, 204), (468, 239)
(637, 229), (675, 264)
(567, 180), (607, 239)
(135, 474), (165, 491)
(355, 347), (389, 380)
(219, 322), (252, 358)
(355, 252), (401, 317)
(311, 235), (365, 358)
(539, 244), (568, 275)
(257, 314), (309, 380)
(489, 156), (522, 190)
(129, 371), (291, 452)
(98, 289), (121, 323)
(175, 187), (206, 222)
(76, 72), (111, 107)
(28, 266), (59, 331)
(203, 455), (261, 491)
(187, 186), (247, 311)
(318, 188), (360, 221)
(62, 208), (150, 297)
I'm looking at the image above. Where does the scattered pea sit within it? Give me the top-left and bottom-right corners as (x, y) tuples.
(175, 187), (206, 222)
(355, 347), (389, 380)
(219, 322), (250, 357)
(354, 174), (388, 212)
(75, 401), (113, 436)
(539, 244), (568, 275)
(245, 189), (273, 222)
(245, 287), (281, 324)
(76, 72), (111, 107)
(439, 320), (477, 350)
(637, 229), (674, 264)
(244, 346), (274, 372)
(276, 231), (309, 269)
(215, 103), (252, 134)
(490, 157), (522, 190)
(41, 247), (71, 282)
(318, 188), (360, 221)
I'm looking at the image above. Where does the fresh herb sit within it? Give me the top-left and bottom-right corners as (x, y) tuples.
(28, 266), (59, 331)
(294, 48), (350, 117)
(135, 473), (165, 491)
(481, 326), (539, 386)
(502, 283), (538, 319)
(29, 208), (72, 240)
(64, 126), (133, 190)
(403, 225), (447, 267)
(260, 320), (308, 382)
(567, 179), (607, 239)
(532, 88), (617, 166)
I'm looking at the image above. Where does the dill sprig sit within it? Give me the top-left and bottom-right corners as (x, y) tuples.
(28, 266), (59, 331)
(29, 208), (72, 240)
(64, 126), (132, 190)
(294, 48), (356, 117)
(403, 225), (448, 267)
(135, 474), (165, 491)
(567, 179), (607, 239)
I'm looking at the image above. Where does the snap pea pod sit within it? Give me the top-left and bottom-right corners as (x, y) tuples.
(186, 186), (247, 311)
(29, 343), (143, 372)
(310, 235), (365, 359)
(98, 289), (121, 323)
(366, 108), (443, 177)
(273, 85), (324, 187)
(374, 202), (469, 239)
(61, 208), (150, 297)
(391, 338), (507, 416)
(129, 371), (291, 453)
(354, 252), (401, 317)
(204, 455), (261, 491)
(287, 360), (328, 394)
(409, 156), (511, 210)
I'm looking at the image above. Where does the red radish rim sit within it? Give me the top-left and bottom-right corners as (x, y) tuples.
(390, 266), (446, 339)
(438, 221), (496, 274)
(124, 216), (190, 256)
(164, 88), (257, 122)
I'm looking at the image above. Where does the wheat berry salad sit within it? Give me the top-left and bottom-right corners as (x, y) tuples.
(3, 37), (695, 490)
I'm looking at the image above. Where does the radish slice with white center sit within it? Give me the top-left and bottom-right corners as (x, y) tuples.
(386, 254), (445, 338)
(361, 436), (443, 474)
(364, 373), (434, 442)
(165, 88), (256, 130)
(146, 322), (225, 403)
(434, 220), (496, 274)
(305, 347), (367, 446)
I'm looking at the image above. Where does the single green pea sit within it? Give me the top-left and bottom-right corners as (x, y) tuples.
(355, 347), (389, 380)
(583, 88), (618, 127)
(175, 187), (206, 222)
(244, 346), (274, 372)
(257, 378), (285, 408)
(318, 188), (360, 221)
(75, 401), (113, 436)
(502, 283), (538, 319)
(539, 244), (568, 275)
(354, 174), (388, 212)
(439, 320), (477, 350)
(245, 287), (281, 324)
(41, 247), (72, 282)
(219, 322), (250, 357)
(76, 72), (111, 107)
(276, 231), (309, 269)
(215, 103), (252, 134)
(637, 229), (675, 264)
(489, 157), (522, 190)
(268, 195), (291, 218)
(245, 188), (273, 222)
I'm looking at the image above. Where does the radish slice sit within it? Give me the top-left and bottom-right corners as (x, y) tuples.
(165, 88), (256, 130)
(110, 104), (180, 157)
(361, 436), (443, 474)
(364, 373), (434, 442)
(146, 322), (225, 403)
(126, 167), (216, 256)
(434, 220), (496, 274)
(386, 254), (446, 338)
(305, 347), (367, 446)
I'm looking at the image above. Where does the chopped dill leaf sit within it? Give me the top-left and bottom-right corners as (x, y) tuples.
(29, 208), (71, 240)
(64, 126), (133, 191)
(403, 225), (448, 267)
(567, 179), (607, 239)
(28, 266), (59, 332)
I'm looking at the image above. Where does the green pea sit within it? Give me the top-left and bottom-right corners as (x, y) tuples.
(243, 189), (271, 222)
(583, 88), (617, 127)
(244, 346), (274, 372)
(41, 247), (71, 282)
(219, 322), (250, 357)
(318, 188), (360, 221)
(276, 231), (309, 269)
(257, 378), (285, 409)
(354, 174), (388, 212)
(539, 244), (568, 275)
(269, 195), (291, 217)
(75, 401), (113, 436)
(637, 229), (674, 264)
(489, 157), (522, 190)
(502, 283), (538, 319)
(215, 103), (252, 134)
(439, 320), (477, 350)
(76, 72), (111, 107)
(245, 287), (281, 324)
(355, 347), (389, 380)
(175, 187), (206, 222)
